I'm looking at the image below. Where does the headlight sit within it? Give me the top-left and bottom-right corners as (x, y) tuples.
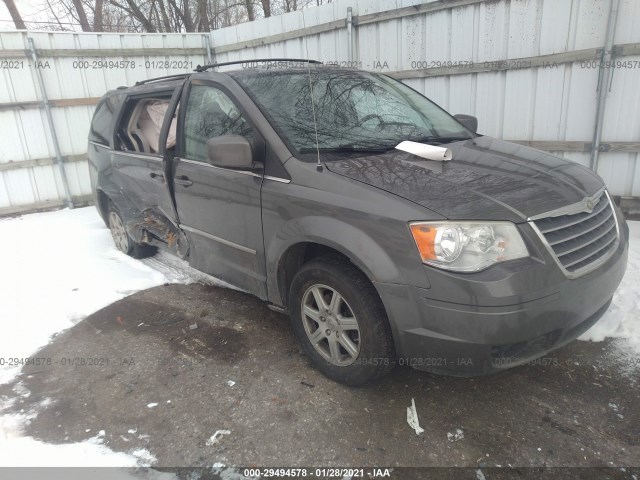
(409, 221), (529, 272)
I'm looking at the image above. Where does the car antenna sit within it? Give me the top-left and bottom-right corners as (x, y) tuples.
(301, 10), (323, 172)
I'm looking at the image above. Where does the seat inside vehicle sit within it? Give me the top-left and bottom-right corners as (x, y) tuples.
(118, 97), (177, 154)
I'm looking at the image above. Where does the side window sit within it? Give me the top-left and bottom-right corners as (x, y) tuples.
(183, 84), (252, 162)
(90, 94), (122, 146)
(115, 94), (173, 154)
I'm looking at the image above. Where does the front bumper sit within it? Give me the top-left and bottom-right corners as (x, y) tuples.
(374, 220), (629, 376)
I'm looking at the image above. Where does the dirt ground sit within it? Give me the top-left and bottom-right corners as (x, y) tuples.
(1, 283), (639, 474)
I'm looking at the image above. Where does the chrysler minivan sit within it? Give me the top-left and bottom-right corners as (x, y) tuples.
(88, 60), (629, 385)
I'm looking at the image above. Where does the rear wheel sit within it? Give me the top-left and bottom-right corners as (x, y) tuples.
(107, 204), (155, 259)
(289, 255), (395, 385)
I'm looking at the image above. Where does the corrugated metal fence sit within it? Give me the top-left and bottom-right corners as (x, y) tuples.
(1, 0), (639, 216)
(0, 31), (212, 215)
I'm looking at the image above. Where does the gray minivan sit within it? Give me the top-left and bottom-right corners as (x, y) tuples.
(89, 60), (629, 385)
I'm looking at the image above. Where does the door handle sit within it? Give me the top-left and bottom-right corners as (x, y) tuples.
(174, 175), (193, 187)
(149, 172), (165, 183)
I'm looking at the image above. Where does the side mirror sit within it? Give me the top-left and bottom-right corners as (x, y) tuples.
(453, 114), (478, 134)
(206, 135), (255, 169)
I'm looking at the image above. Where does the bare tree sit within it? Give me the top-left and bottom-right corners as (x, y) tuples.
(2, 0), (26, 29)
(110, 0), (157, 32)
(71, 0), (92, 30)
(260, 0), (270, 18)
(165, 0), (194, 31)
(34, 0), (331, 32)
(155, 0), (172, 31)
(245, 0), (255, 21)
(194, 0), (207, 30)
(44, 0), (69, 30)
(93, 0), (104, 31)
(283, 0), (297, 12)
(183, 0), (196, 31)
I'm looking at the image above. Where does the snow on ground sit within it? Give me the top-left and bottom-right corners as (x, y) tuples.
(579, 220), (640, 375)
(0, 206), (230, 385)
(0, 206), (638, 466)
(580, 221), (640, 344)
(0, 381), (162, 469)
(0, 206), (227, 467)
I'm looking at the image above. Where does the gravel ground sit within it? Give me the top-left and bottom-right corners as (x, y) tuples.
(1, 283), (638, 471)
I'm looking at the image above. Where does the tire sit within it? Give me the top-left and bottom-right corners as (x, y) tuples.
(107, 203), (156, 259)
(288, 255), (396, 385)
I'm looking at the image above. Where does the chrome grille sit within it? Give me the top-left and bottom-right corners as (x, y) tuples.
(532, 192), (619, 276)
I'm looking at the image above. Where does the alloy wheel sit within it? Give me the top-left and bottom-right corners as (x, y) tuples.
(301, 284), (361, 366)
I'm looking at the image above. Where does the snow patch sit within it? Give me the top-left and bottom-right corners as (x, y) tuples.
(447, 428), (464, 442)
(142, 250), (238, 291)
(0, 403), (143, 468)
(0, 208), (161, 384)
(206, 430), (231, 446)
(0, 207), (221, 467)
(0, 207), (232, 385)
(0, 435), (142, 467)
(579, 221), (640, 372)
(131, 448), (157, 466)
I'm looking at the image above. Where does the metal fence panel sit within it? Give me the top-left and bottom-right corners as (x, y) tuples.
(0, 31), (212, 213)
(1, 0), (639, 215)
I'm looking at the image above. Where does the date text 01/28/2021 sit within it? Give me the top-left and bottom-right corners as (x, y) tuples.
(242, 468), (391, 477)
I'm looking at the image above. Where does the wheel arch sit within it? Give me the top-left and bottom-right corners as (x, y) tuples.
(276, 242), (353, 307)
(95, 188), (110, 224)
(268, 217), (402, 308)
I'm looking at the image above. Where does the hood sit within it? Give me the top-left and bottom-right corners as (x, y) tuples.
(324, 136), (605, 222)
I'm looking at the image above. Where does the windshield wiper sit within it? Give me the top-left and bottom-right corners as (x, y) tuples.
(299, 144), (396, 153)
(408, 135), (471, 145)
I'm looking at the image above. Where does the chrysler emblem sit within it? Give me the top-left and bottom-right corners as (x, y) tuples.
(527, 191), (605, 222)
(585, 198), (595, 212)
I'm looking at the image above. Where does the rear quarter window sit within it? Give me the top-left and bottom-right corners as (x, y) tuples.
(89, 94), (123, 146)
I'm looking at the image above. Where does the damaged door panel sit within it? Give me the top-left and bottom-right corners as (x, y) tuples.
(106, 79), (187, 253)
(138, 208), (189, 259)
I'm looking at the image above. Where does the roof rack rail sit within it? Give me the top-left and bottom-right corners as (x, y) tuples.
(194, 58), (322, 73)
(135, 73), (191, 86)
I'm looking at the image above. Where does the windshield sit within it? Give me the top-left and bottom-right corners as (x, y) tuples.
(234, 69), (473, 154)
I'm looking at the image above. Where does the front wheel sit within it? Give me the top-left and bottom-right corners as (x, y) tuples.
(289, 256), (395, 385)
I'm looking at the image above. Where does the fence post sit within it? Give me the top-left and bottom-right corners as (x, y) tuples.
(346, 7), (354, 62)
(590, 0), (621, 172)
(27, 37), (74, 209)
(204, 33), (213, 65)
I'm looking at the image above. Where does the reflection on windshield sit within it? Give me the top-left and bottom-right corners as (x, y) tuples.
(235, 70), (472, 154)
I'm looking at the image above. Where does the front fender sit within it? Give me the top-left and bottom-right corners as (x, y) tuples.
(266, 215), (404, 305)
